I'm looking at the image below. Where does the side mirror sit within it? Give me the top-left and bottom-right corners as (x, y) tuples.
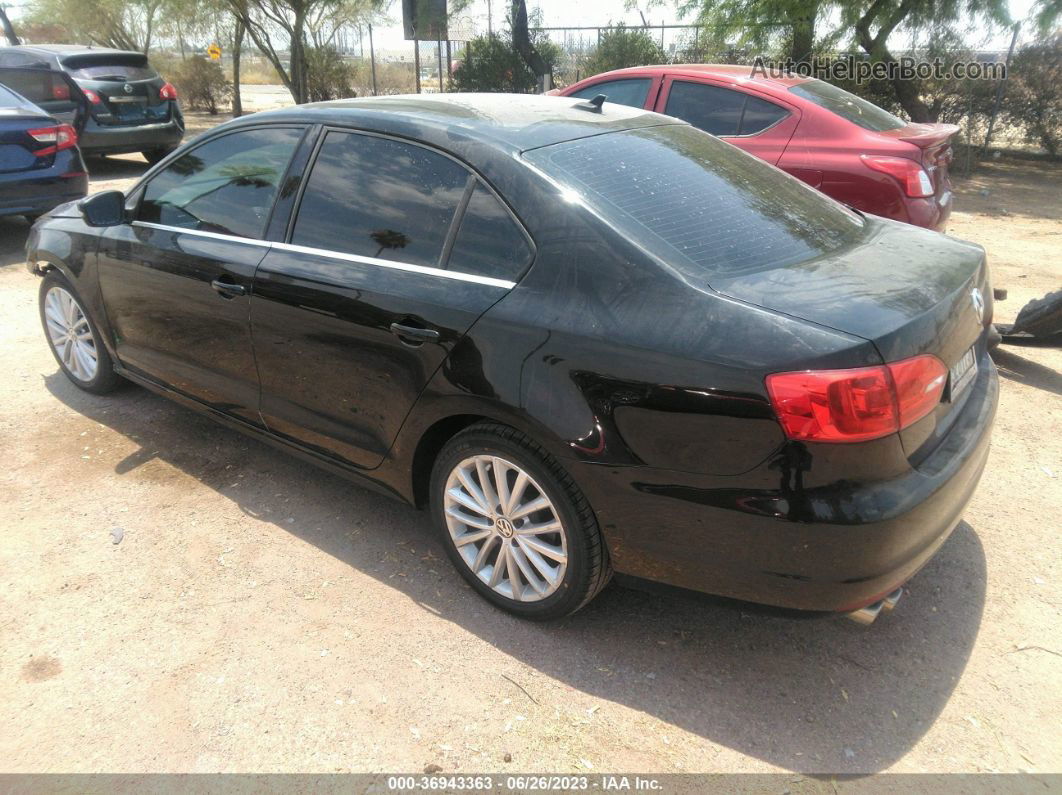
(79, 190), (126, 227)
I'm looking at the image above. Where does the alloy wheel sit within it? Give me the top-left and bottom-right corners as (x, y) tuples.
(443, 454), (568, 602)
(43, 286), (98, 383)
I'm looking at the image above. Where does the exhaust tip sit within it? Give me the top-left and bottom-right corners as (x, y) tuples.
(845, 587), (903, 626)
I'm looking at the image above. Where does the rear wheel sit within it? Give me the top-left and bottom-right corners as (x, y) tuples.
(430, 422), (611, 619)
(39, 272), (121, 394)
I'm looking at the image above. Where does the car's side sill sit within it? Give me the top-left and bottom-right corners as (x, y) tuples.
(116, 367), (410, 506)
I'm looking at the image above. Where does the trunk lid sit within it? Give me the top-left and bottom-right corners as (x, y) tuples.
(0, 80), (58, 173)
(711, 217), (987, 365)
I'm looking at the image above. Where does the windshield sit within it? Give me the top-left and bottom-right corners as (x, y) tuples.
(790, 79), (906, 132)
(62, 54), (158, 81)
(524, 124), (864, 280)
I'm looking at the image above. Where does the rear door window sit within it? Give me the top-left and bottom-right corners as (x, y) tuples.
(446, 183), (532, 280)
(665, 80), (789, 136)
(291, 130), (470, 268)
(569, 78), (652, 109)
(138, 126), (303, 238)
(664, 81), (745, 135)
(524, 124), (863, 280)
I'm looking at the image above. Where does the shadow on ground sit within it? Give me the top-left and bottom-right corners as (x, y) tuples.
(992, 347), (1062, 397)
(45, 373), (987, 774)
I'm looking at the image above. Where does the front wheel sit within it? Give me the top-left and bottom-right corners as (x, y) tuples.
(430, 422), (612, 620)
(39, 272), (121, 394)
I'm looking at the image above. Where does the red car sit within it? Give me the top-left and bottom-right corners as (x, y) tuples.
(557, 65), (957, 230)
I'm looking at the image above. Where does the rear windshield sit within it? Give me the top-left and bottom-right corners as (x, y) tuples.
(0, 83), (21, 106)
(61, 54), (158, 81)
(789, 79), (906, 132)
(524, 124), (863, 279)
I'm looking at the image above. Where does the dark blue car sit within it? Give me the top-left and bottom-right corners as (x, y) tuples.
(0, 68), (87, 221)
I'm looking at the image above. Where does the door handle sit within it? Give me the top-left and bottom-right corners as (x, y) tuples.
(211, 278), (246, 299)
(390, 322), (440, 345)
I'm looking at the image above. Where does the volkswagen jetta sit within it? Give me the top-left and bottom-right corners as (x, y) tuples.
(26, 94), (998, 622)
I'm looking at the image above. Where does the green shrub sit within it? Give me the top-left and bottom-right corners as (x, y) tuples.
(172, 55), (232, 114)
(305, 46), (357, 102)
(583, 24), (665, 76)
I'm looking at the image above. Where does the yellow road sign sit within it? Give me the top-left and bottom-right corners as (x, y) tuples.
(207, 44), (221, 60)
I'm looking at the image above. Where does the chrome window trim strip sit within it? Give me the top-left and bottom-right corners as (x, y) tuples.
(132, 221), (271, 247)
(131, 221), (517, 290)
(270, 241), (517, 289)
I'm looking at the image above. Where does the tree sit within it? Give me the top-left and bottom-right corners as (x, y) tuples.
(0, 6), (20, 45)
(584, 24), (665, 75)
(675, 0), (827, 63)
(23, 0), (166, 52)
(1004, 34), (1062, 155)
(677, 0), (1011, 122)
(226, 0), (382, 103)
(510, 0), (551, 88)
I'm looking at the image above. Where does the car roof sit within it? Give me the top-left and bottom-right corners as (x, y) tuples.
(583, 63), (812, 90)
(0, 44), (145, 59)
(237, 93), (681, 153)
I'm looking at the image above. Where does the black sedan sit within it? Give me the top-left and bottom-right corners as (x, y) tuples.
(26, 95), (998, 622)
(0, 45), (183, 162)
(0, 73), (86, 221)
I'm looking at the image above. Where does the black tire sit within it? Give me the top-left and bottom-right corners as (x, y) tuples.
(142, 146), (177, 165)
(430, 422), (612, 620)
(39, 271), (122, 394)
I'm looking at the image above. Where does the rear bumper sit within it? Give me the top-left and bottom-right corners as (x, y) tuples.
(573, 350), (998, 613)
(907, 189), (953, 232)
(0, 152), (87, 217)
(78, 117), (184, 155)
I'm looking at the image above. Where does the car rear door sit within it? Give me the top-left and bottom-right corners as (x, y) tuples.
(656, 76), (799, 164)
(250, 128), (533, 469)
(96, 125), (307, 423)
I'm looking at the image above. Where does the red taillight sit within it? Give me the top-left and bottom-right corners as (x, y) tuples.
(159, 82), (178, 100)
(861, 154), (934, 198)
(887, 354), (948, 428)
(27, 124), (78, 156)
(81, 87), (102, 104)
(766, 354), (947, 443)
(51, 82), (70, 100)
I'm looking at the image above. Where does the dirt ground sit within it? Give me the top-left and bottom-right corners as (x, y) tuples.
(0, 139), (1059, 777)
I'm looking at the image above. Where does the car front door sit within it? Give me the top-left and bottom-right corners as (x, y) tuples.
(96, 125), (306, 424)
(250, 128), (533, 469)
(656, 77), (800, 164)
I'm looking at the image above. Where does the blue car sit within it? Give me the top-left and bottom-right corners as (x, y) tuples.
(0, 67), (87, 221)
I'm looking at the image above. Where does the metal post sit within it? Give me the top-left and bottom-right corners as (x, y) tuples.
(983, 22), (1020, 153)
(446, 40), (451, 85)
(414, 38), (421, 94)
(438, 39), (444, 92)
(368, 23), (378, 96)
